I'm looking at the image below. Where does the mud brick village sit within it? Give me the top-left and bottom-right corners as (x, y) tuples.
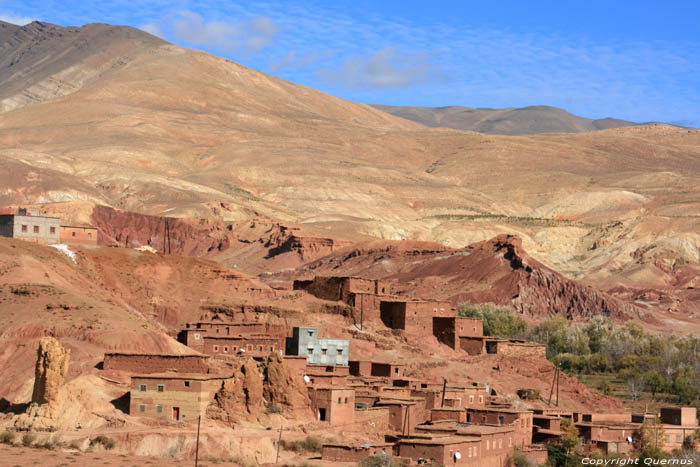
(0, 206), (698, 466)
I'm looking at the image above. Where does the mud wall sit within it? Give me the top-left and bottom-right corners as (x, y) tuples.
(103, 353), (210, 374)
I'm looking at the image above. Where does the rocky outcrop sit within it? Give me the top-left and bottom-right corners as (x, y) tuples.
(208, 354), (312, 426)
(266, 235), (353, 262)
(207, 358), (263, 425)
(263, 352), (313, 418)
(15, 337), (70, 431)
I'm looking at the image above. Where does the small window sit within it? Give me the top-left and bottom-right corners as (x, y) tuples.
(194, 333), (200, 340)
(469, 395), (474, 403)
(677, 435), (682, 442)
(88, 232), (92, 238)
(72, 231), (76, 237)
(338, 349), (343, 356)
(509, 437), (512, 447)
(486, 440), (489, 450)
(499, 416), (504, 425)
(474, 447), (477, 456)
(33, 225), (39, 233)
(344, 397), (348, 403)
(233, 346), (237, 351)
(665, 435), (671, 442)
(308, 348), (313, 355)
(258, 346), (262, 351)
(322, 349), (327, 356)
(50, 227), (56, 234)
(139, 404), (146, 413)
(479, 396), (483, 403)
(223, 346), (228, 353)
(184, 381), (190, 387)
(138, 384), (147, 392)
(338, 397), (342, 403)
(21, 225), (27, 232)
(157, 384), (165, 392)
(308, 330), (314, 336)
(213, 345), (219, 352)
(156, 405), (163, 413)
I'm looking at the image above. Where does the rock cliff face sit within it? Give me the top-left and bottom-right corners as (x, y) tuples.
(276, 234), (644, 322)
(15, 337), (70, 431)
(208, 354), (312, 425)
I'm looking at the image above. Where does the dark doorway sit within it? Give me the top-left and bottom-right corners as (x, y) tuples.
(173, 406), (180, 421)
(319, 408), (326, 421)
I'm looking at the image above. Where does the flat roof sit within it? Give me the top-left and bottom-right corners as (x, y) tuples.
(458, 425), (515, 435)
(105, 351), (205, 357)
(60, 225), (98, 229)
(204, 335), (281, 340)
(2, 213), (60, 220)
(132, 373), (230, 380)
(398, 436), (478, 446)
(468, 407), (532, 414)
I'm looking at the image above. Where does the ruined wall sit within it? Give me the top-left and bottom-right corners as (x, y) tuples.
(459, 337), (485, 355)
(103, 353), (210, 374)
(497, 342), (547, 359)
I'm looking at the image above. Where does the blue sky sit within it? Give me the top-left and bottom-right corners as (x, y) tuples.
(1, 0), (699, 125)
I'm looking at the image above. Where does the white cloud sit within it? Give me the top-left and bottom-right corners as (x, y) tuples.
(318, 46), (446, 89)
(171, 10), (277, 54)
(0, 12), (35, 25)
(268, 50), (319, 71)
(139, 22), (163, 38)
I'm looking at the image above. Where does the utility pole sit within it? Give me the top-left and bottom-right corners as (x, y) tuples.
(276, 426), (283, 463)
(548, 367), (558, 406)
(194, 415), (201, 467)
(556, 365), (560, 407)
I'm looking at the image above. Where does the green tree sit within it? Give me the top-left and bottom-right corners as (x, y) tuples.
(584, 316), (612, 354)
(636, 417), (666, 460)
(458, 302), (527, 338)
(529, 318), (569, 358)
(643, 371), (665, 399)
(560, 418), (580, 455)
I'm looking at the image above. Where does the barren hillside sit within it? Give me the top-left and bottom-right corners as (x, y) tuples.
(0, 21), (699, 300)
(371, 104), (636, 135)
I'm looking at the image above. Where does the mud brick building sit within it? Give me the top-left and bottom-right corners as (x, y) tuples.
(103, 352), (210, 374)
(293, 276), (391, 302)
(0, 208), (60, 244)
(309, 386), (355, 424)
(349, 360), (405, 379)
(129, 373), (227, 422)
(179, 320), (287, 353)
(379, 299), (453, 334)
(202, 335), (284, 359)
(432, 317), (483, 349)
(458, 336), (547, 358)
(397, 436), (484, 466)
(304, 364), (350, 386)
(321, 442), (395, 462)
(59, 225), (98, 245)
(285, 327), (349, 366)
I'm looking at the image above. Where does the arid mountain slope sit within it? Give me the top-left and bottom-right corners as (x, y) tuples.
(371, 104), (636, 135)
(0, 22), (700, 294)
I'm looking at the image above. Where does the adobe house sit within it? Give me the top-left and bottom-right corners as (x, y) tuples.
(293, 276), (391, 302)
(129, 373), (228, 422)
(397, 436), (482, 466)
(285, 327), (349, 366)
(0, 208), (60, 244)
(464, 407), (534, 447)
(660, 407), (697, 427)
(309, 386), (355, 424)
(375, 397), (426, 433)
(349, 360), (405, 379)
(532, 415), (564, 444)
(202, 335), (284, 359)
(59, 225), (98, 245)
(103, 352), (210, 374)
(379, 299), (453, 334)
(433, 317), (483, 349)
(304, 364), (350, 386)
(321, 442), (395, 463)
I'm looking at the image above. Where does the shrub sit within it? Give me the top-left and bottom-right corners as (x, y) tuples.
(0, 431), (15, 444)
(90, 434), (116, 450)
(279, 436), (323, 453)
(22, 433), (36, 447)
(506, 448), (537, 467)
(38, 437), (61, 450)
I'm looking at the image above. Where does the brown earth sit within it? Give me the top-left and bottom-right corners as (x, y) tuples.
(0, 22), (699, 303)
